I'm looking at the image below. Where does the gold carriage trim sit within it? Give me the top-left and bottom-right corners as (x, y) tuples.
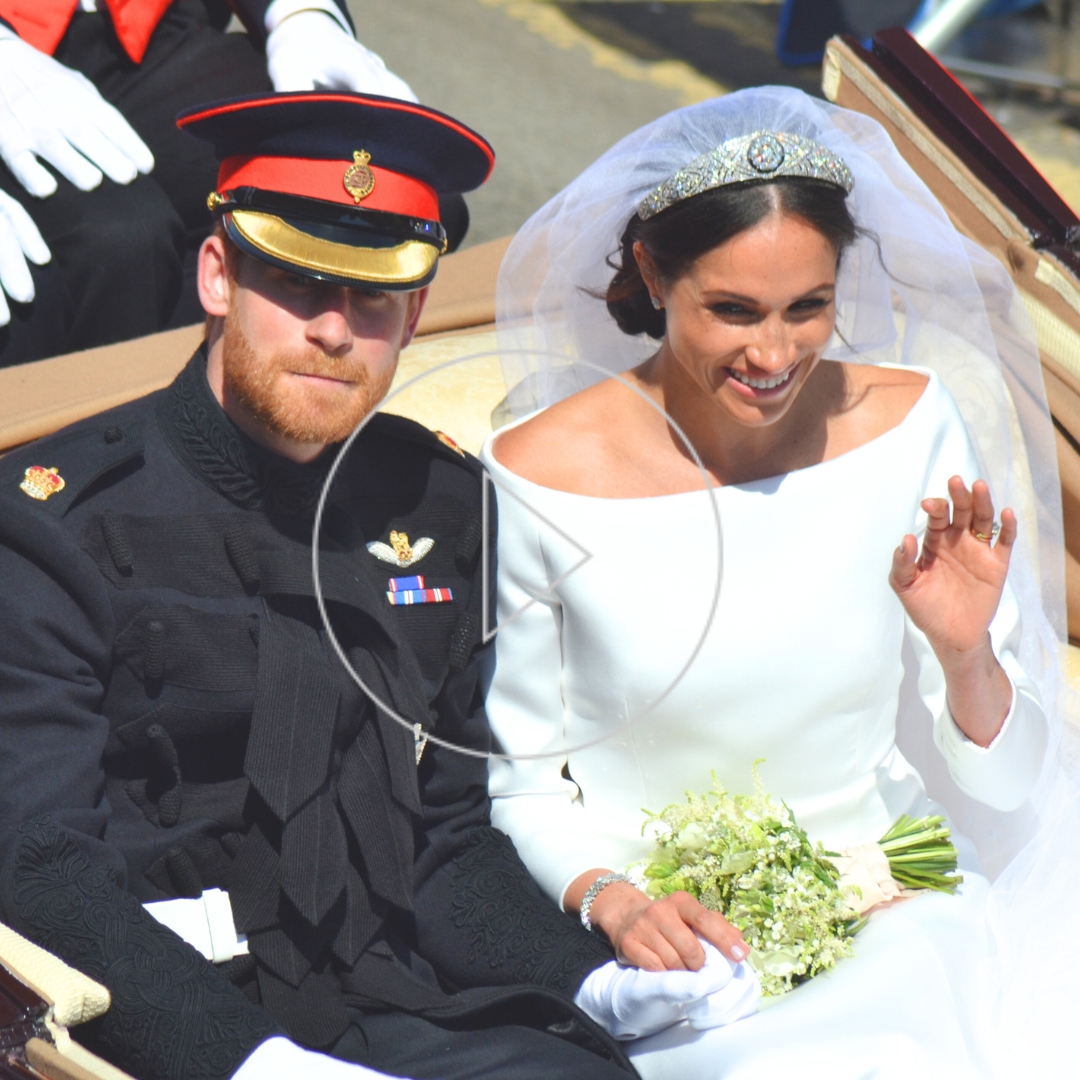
(229, 209), (440, 286)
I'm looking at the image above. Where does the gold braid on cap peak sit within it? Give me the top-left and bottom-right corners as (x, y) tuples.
(638, 131), (853, 220)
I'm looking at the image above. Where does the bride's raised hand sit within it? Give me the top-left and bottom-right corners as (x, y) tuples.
(889, 476), (1016, 747)
(889, 476), (1015, 654)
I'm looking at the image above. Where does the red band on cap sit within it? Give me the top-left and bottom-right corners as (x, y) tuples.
(217, 155), (440, 220)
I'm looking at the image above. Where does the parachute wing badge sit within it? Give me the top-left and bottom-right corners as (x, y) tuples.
(366, 530), (434, 568)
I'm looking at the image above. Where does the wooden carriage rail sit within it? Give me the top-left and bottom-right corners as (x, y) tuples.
(864, 28), (1080, 272)
(0, 976), (112, 1079)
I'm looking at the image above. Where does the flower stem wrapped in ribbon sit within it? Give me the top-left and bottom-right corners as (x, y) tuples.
(877, 814), (963, 893)
(633, 767), (961, 997)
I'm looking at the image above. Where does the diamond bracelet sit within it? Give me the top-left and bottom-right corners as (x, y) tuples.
(579, 872), (632, 933)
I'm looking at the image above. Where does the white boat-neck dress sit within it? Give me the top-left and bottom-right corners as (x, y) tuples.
(479, 369), (1046, 1080)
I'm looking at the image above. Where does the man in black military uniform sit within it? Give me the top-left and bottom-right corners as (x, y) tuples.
(0, 93), (634, 1080)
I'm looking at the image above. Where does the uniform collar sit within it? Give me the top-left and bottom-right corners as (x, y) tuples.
(158, 348), (336, 518)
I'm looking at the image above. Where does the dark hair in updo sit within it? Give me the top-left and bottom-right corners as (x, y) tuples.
(606, 178), (859, 339)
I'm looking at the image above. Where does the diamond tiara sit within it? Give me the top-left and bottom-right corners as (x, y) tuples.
(638, 131), (854, 221)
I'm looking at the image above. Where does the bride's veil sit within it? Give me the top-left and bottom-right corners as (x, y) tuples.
(495, 86), (1079, 1069)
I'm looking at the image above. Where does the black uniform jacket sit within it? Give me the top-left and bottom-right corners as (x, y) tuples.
(0, 352), (623, 1079)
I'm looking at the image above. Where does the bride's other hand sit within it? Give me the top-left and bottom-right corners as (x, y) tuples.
(889, 475), (1015, 747)
(572, 874), (748, 972)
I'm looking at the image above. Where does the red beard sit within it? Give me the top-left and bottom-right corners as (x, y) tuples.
(221, 314), (394, 446)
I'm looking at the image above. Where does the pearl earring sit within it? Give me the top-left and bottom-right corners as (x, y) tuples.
(650, 295), (661, 310)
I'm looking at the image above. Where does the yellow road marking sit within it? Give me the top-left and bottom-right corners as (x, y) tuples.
(478, 0), (728, 105)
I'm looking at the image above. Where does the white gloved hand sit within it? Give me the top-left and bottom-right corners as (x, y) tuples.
(0, 188), (50, 325)
(232, 1036), (399, 1080)
(265, 10), (418, 102)
(0, 26), (154, 198)
(573, 939), (760, 1041)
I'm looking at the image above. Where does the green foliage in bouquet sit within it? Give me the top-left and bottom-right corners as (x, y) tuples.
(637, 766), (862, 997)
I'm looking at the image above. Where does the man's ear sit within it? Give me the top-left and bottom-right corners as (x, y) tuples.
(399, 285), (429, 352)
(198, 233), (232, 318)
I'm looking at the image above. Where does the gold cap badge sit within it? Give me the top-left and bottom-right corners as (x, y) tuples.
(343, 150), (375, 203)
(19, 466), (65, 501)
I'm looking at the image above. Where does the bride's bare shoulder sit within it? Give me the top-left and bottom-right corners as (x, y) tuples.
(843, 361), (928, 399)
(840, 362), (930, 426)
(490, 379), (627, 489)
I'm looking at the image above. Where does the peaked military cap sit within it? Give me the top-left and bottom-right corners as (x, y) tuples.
(177, 91), (495, 290)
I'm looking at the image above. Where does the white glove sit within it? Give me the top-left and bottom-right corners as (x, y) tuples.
(0, 26), (154, 198)
(0, 188), (50, 325)
(232, 1037), (400, 1080)
(265, 9), (418, 102)
(573, 939), (760, 1041)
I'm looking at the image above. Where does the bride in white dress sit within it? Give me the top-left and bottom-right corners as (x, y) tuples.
(477, 88), (1080, 1078)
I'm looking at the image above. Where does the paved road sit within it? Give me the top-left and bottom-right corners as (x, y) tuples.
(347, 0), (728, 246)
(347, 0), (1080, 244)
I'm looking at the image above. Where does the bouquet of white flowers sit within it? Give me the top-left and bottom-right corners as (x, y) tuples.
(633, 766), (961, 997)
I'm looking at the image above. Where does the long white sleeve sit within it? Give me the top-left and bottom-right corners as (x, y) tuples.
(485, 475), (607, 908)
(910, 598), (1046, 812)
